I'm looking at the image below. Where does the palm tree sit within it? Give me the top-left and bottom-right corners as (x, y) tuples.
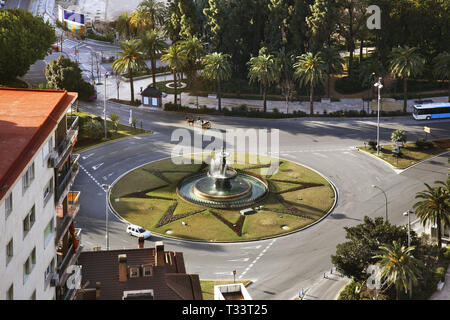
(180, 36), (204, 108)
(373, 241), (422, 300)
(201, 52), (232, 111)
(320, 47), (344, 99)
(389, 46), (425, 112)
(161, 43), (187, 106)
(140, 29), (167, 86)
(432, 52), (450, 102)
(413, 183), (450, 250)
(247, 47), (280, 113)
(112, 40), (147, 104)
(116, 12), (134, 40)
(275, 47), (295, 114)
(294, 52), (327, 115)
(130, 0), (166, 32)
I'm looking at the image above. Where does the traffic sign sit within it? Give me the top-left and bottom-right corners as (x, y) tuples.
(424, 126), (431, 134)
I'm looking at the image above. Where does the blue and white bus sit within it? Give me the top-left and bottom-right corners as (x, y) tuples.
(412, 103), (450, 120)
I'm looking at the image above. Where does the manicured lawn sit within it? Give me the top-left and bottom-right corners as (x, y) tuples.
(71, 111), (152, 152)
(200, 280), (252, 300)
(109, 154), (335, 242)
(357, 139), (450, 169)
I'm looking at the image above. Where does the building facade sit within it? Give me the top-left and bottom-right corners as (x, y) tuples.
(0, 88), (82, 300)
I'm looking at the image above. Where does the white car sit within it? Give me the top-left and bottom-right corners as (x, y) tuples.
(126, 224), (151, 239)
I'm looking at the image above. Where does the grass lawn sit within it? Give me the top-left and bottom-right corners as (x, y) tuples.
(110, 154), (335, 242)
(200, 280), (252, 300)
(357, 139), (450, 169)
(71, 111), (152, 152)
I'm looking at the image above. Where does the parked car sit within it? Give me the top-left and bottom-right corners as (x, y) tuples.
(126, 224), (151, 239)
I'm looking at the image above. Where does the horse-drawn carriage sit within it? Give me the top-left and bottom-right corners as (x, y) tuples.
(186, 116), (211, 129)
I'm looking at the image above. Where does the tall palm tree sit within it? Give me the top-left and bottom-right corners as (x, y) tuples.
(389, 46), (425, 112)
(247, 47), (280, 113)
(140, 29), (168, 86)
(432, 51), (450, 102)
(116, 12), (134, 40)
(201, 52), (232, 112)
(320, 46), (344, 99)
(130, 0), (166, 32)
(112, 40), (147, 103)
(373, 241), (422, 300)
(294, 52), (327, 115)
(413, 183), (450, 250)
(180, 36), (204, 108)
(161, 43), (187, 105)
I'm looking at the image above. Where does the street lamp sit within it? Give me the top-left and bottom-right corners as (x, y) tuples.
(367, 72), (376, 113)
(103, 72), (110, 139)
(102, 184), (111, 251)
(374, 77), (383, 155)
(372, 184), (388, 222)
(403, 210), (413, 299)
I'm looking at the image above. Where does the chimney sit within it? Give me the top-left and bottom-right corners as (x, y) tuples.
(138, 236), (145, 249)
(155, 242), (165, 267)
(95, 282), (101, 300)
(118, 254), (127, 282)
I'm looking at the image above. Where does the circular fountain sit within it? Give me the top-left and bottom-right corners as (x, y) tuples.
(177, 149), (268, 209)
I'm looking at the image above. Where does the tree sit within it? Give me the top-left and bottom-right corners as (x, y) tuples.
(389, 46), (425, 112)
(432, 52), (450, 102)
(166, 0), (199, 41)
(306, 0), (340, 51)
(264, 0), (288, 53)
(413, 183), (450, 251)
(247, 47), (280, 113)
(275, 47), (296, 113)
(391, 129), (407, 144)
(320, 46), (344, 98)
(116, 12), (135, 40)
(109, 113), (120, 132)
(112, 71), (122, 100)
(0, 9), (56, 81)
(180, 36), (204, 107)
(140, 29), (168, 85)
(201, 52), (232, 111)
(112, 40), (147, 103)
(373, 241), (422, 300)
(45, 56), (95, 101)
(161, 43), (188, 105)
(331, 216), (417, 282)
(130, 0), (166, 32)
(294, 52), (327, 115)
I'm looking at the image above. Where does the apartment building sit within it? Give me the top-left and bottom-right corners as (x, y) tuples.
(0, 88), (82, 300)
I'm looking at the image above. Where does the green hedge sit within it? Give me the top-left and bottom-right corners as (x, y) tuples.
(335, 76), (366, 94)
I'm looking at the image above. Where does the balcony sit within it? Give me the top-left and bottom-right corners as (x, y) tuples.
(49, 116), (79, 168)
(56, 228), (83, 289)
(55, 154), (80, 204)
(56, 191), (81, 243)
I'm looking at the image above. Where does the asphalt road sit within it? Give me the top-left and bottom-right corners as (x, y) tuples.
(72, 103), (450, 300)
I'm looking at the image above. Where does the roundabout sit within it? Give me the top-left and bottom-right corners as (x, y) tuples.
(109, 152), (336, 242)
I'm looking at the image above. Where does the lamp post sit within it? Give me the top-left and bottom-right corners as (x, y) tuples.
(374, 77), (383, 155)
(372, 184), (388, 222)
(103, 72), (110, 139)
(403, 210), (413, 299)
(367, 72), (376, 113)
(102, 184), (111, 250)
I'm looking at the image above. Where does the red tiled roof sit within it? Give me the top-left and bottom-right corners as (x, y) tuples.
(77, 248), (203, 300)
(0, 88), (77, 201)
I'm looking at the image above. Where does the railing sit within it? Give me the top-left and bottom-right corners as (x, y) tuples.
(56, 191), (81, 242)
(55, 154), (80, 203)
(49, 116), (79, 168)
(57, 228), (82, 280)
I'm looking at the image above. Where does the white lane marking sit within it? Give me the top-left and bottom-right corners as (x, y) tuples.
(238, 239), (276, 279)
(92, 163), (104, 170)
(342, 151), (358, 157)
(133, 136), (142, 140)
(228, 258), (250, 262)
(80, 165), (104, 190)
(241, 245), (262, 250)
(214, 272), (234, 276)
(312, 153), (327, 158)
(82, 153), (95, 160)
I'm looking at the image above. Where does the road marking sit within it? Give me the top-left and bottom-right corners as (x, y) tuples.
(214, 272), (234, 276)
(228, 258), (250, 262)
(133, 136), (142, 140)
(82, 153), (95, 160)
(241, 245), (262, 250)
(239, 239), (276, 279)
(312, 153), (327, 158)
(92, 163), (104, 170)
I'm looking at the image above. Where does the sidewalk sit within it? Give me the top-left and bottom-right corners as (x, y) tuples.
(429, 265), (450, 300)
(295, 270), (350, 300)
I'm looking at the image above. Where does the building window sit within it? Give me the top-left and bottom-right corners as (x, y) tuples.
(6, 238), (13, 265)
(22, 162), (35, 193)
(5, 193), (12, 217)
(129, 267), (139, 278)
(44, 218), (54, 248)
(43, 178), (53, 205)
(42, 136), (53, 163)
(143, 266), (152, 277)
(6, 284), (13, 300)
(23, 205), (36, 238)
(44, 258), (55, 281)
(23, 247), (36, 284)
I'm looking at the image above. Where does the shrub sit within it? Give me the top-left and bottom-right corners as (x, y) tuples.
(368, 140), (377, 150)
(415, 138), (434, 150)
(83, 119), (104, 140)
(338, 281), (361, 300)
(391, 129), (407, 144)
(109, 112), (119, 131)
